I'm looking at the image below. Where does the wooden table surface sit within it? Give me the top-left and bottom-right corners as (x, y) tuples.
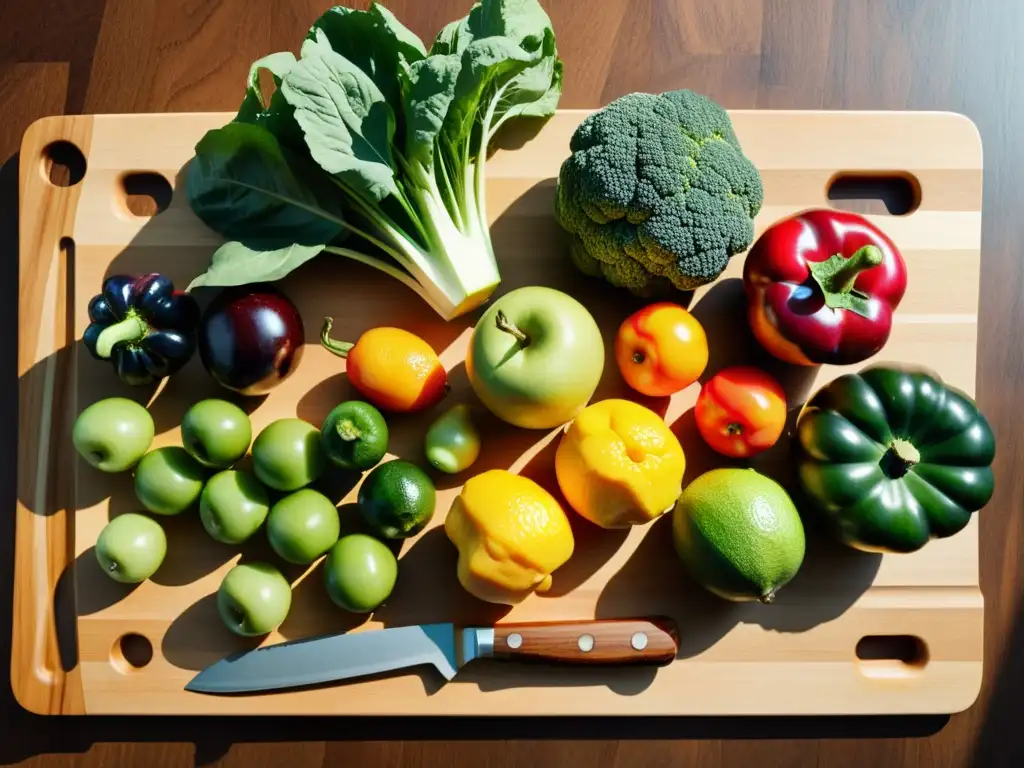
(1, 0), (1021, 765)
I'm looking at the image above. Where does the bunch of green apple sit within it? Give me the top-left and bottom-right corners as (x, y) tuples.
(73, 396), (402, 637)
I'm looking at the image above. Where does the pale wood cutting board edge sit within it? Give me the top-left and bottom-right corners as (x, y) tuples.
(12, 109), (985, 716)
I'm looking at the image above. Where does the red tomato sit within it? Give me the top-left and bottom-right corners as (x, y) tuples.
(694, 366), (787, 458)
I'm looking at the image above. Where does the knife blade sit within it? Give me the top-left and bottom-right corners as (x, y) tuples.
(185, 616), (679, 695)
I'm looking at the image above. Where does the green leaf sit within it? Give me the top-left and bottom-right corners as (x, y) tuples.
(186, 122), (344, 247)
(430, 17), (470, 55)
(445, 37), (535, 142)
(485, 30), (562, 139)
(235, 51), (297, 124)
(304, 3), (426, 114)
(282, 50), (400, 202)
(188, 241), (326, 291)
(403, 54), (462, 170)
(433, 0), (554, 54)
(231, 51), (309, 153)
(465, 0), (554, 50)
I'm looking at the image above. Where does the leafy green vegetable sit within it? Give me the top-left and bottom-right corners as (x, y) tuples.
(186, 0), (562, 318)
(186, 122), (345, 245)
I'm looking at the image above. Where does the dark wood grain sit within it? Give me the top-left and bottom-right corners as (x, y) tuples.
(491, 618), (679, 665)
(1, 0), (1021, 765)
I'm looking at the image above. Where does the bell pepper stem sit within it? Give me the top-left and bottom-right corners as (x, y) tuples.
(495, 310), (530, 347)
(883, 437), (921, 478)
(320, 317), (355, 358)
(808, 245), (884, 315)
(336, 419), (361, 442)
(827, 245), (884, 294)
(94, 314), (148, 358)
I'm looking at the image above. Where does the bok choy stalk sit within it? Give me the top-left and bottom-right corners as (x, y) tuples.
(185, 0), (562, 319)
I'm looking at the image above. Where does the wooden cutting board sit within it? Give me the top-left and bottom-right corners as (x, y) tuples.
(12, 109), (984, 716)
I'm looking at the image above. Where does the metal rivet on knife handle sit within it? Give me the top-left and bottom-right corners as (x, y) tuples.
(490, 616), (679, 666)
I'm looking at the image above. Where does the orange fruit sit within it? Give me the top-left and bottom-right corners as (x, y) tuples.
(615, 302), (708, 397)
(321, 320), (448, 412)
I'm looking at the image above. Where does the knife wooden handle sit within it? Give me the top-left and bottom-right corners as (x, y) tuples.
(491, 616), (679, 666)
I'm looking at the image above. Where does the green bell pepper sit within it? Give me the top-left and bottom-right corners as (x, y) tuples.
(795, 364), (995, 553)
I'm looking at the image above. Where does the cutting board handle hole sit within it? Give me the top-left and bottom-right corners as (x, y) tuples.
(120, 172), (173, 217)
(826, 173), (920, 216)
(42, 140), (86, 187)
(856, 635), (929, 678)
(111, 632), (153, 673)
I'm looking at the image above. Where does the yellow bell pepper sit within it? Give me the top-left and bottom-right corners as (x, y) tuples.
(445, 469), (574, 605)
(555, 399), (686, 528)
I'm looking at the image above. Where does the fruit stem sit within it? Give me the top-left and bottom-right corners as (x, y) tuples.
(883, 437), (921, 478)
(726, 423), (743, 436)
(94, 313), (148, 358)
(632, 351), (645, 364)
(759, 588), (776, 605)
(826, 245), (883, 295)
(495, 310), (530, 347)
(337, 418), (361, 442)
(320, 317), (355, 358)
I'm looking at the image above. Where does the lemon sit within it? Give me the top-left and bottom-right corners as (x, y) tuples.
(445, 469), (574, 605)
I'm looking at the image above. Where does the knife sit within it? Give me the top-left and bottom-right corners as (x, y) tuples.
(185, 616), (679, 694)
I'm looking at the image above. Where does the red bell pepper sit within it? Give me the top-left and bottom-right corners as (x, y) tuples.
(742, 209), (907, 366)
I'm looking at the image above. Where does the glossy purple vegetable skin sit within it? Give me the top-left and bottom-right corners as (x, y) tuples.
(198, 285), (305, 396)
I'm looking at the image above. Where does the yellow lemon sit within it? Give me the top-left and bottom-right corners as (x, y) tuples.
(555, 399), (686, 528)
(445, 469), (574, 605)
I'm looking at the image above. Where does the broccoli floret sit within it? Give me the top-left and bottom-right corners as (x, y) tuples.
(554, 89), (764, 296)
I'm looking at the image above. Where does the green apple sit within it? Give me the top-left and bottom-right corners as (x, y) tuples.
(266, 488), (340, 565)
(95, 513), (167, 583)
(323, 534), (398, 613)
(217, 562), (292, 637)
(251, 418), (326, 492)
(200, 470), (270, 544)
(134, 447), (206, 516)
(181, 399), (252, 469)
(467, 286), (605, 429)
(73, 397), (154, 472)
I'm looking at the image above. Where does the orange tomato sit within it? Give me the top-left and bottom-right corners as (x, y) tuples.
(615, 302), (709, 397)
(321, 318), (448, 412)
(694, 366), (787, 458)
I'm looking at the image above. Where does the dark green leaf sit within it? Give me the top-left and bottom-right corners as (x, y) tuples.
(282, 50), (400, 202)
(186, 122), (344, 247)
(188, 241), (326, 291)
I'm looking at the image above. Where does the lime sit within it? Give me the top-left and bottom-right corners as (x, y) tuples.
(323, 534), (398, 613)
(672, 468), (805, 603)
(321, 401), (389, 471)
(357, 459), (436, 539)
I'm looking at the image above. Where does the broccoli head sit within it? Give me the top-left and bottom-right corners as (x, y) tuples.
(554, 89), (764, 296)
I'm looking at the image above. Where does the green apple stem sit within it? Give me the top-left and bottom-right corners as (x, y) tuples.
(320, 317), (355, 358)
(495, 310), (530, 347)
(94, 314), (149, 358)
(337, 419), (361, 441)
